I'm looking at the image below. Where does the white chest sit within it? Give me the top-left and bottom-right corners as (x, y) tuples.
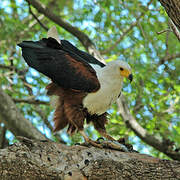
(83, 68), (123, 115)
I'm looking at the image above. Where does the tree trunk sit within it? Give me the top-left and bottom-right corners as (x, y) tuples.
(0, 137), (180, 180)
(158, 0), (180, 30)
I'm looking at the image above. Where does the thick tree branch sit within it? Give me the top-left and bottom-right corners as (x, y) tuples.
(25, 0), (105, 62)
(0, 86), (46, 140)
(117, 95), (180, 161)
(0, 138), (180, 179)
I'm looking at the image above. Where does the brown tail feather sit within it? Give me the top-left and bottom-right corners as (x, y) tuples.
(46, 82), (68, 131)
(64, 101), (85, 133)
(91, 112), (108, 132)
(46, 82), (87, 134)
(53, 97), (68, 132)
(67, 124), (77, 135)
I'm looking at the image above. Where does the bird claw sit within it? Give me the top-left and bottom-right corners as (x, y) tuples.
(75, 142), (81, 146)
(80, 139), (103, 148)
(78, 131), (132, 151)
(96, 137), (105, 143)
(100, 140), (129, 152)
(78, 138), (130, 152)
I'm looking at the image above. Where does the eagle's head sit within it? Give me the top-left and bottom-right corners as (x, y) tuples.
(107, 60), (133, 82)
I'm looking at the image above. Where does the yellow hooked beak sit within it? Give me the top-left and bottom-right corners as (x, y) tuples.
(120, 69), (133, 83)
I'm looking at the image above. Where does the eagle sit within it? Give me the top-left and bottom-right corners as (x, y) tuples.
(18, 27), (133, 148)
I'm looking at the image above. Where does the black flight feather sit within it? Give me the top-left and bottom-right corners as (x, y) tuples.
(60, 40), (105, 67)
(18, 38), (100, 93)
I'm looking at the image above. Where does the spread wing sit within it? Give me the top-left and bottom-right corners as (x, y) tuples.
(18, 38), (100, 93)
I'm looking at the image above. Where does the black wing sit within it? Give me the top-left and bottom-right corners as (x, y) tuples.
(60, 40), (105, 68)
(18, 38), (100, 93)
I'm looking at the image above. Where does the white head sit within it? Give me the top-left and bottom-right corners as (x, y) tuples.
(106, 60), (133, 82)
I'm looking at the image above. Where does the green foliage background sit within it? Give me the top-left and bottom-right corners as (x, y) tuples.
(0, 0), (179, 159)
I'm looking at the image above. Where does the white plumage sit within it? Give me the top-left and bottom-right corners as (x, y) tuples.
(83, 60), (131, 115)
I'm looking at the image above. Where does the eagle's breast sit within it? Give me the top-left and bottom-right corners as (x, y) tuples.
(83, 64), (123, 115)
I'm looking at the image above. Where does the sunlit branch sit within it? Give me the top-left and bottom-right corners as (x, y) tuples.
(0, 63), (34, 96)
(20, 14), (45, 37)
(169, 19), (180, 41)
(165, 23), (170, 56)
(156, 29), (172, 35)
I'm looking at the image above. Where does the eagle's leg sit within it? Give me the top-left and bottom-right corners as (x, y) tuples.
(98, 130), (115, 141)
(98, 129), (116, 141)
(63, 101), (103, 148)
(79, 130), (103, 148)
(97, 130), (129, 151)
(92, 113), (129, 152)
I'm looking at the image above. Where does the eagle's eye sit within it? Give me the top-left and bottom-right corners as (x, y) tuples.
(120, 67), (124, 71)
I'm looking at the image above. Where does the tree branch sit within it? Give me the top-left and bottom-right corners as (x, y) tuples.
(0, 86), (46, 140)
(0, 64), (28, 75)
(156, 29), (172, 35)
(169, 19), (180, 41)
(117, 95), (180, 161)
(0, 138), (180, 179)
(28, 3), (48, 31)
(159, 53), (180, 65)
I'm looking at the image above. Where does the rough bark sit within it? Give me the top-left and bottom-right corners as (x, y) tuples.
(0, 86), (46, 140)
(0, 137), (180, 180)
(158, 0), (180, 30)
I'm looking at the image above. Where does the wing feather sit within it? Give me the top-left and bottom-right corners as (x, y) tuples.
(18, 38), (100, 92)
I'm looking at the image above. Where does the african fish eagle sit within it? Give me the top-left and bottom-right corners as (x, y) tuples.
(18, 29), (133, 148)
